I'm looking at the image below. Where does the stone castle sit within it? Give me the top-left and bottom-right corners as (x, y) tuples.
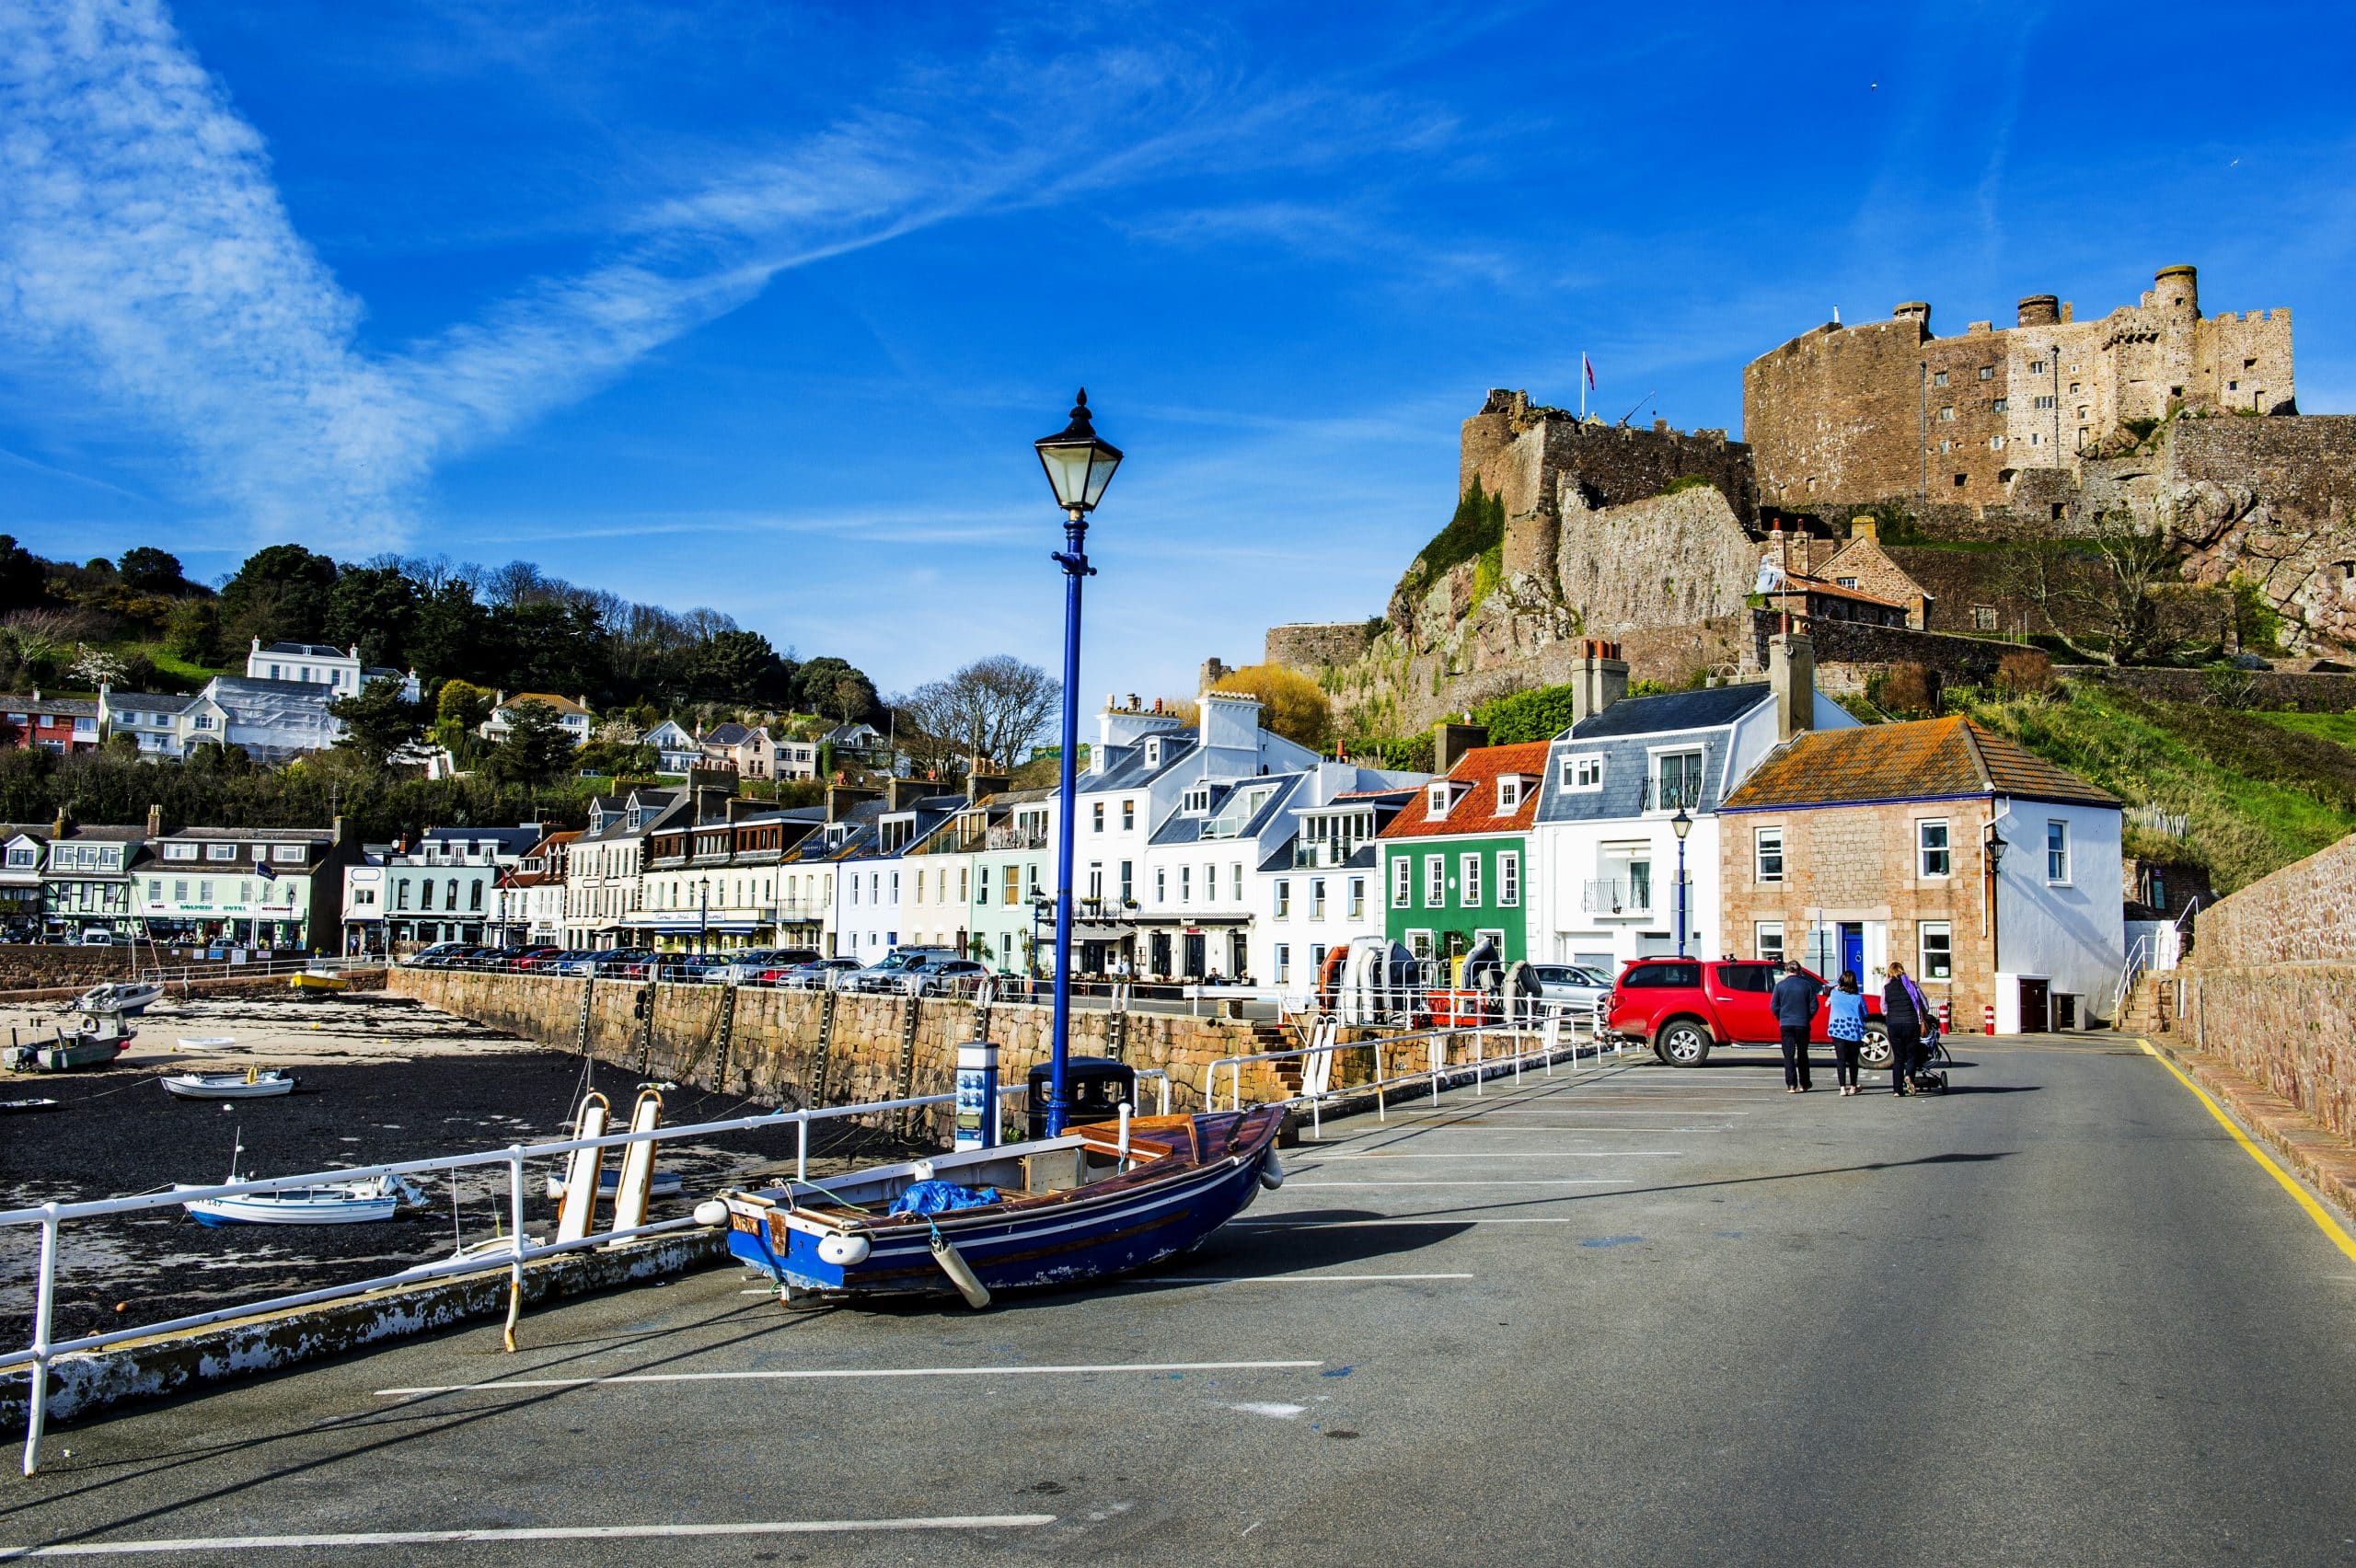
(1744, 265), (2296, 513)
(1257, 263), (2356, 733)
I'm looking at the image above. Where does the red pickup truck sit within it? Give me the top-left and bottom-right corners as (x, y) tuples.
(1603, 957), (1889, 1068)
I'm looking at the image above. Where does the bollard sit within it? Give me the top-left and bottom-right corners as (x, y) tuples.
(1983, 1002), (1995, 1036)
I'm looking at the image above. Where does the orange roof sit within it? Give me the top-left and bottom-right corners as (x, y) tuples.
(1377, 741), (1551, 839)
(1773, 576), (1908, 610)
(1722, 717), (2119, 812)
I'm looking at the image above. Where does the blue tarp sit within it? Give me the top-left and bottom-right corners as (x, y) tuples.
(888, 1180), (1001, 1216)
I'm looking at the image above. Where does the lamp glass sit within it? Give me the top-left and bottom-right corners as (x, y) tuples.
(1035, 442), (1100, 512)
(1670, 808), (1693, 842)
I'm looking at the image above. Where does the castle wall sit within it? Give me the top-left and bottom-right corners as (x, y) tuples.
(1265, 621), (1377, 672)
(1557, 485), (1757, 638)
(1459, 389), (1755, 525)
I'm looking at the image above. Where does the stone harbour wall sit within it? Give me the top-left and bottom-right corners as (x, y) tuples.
(2178, 964), (2356, 1149)
(389, 968), (1298, 1128)
(2192, 832), (2356, 969)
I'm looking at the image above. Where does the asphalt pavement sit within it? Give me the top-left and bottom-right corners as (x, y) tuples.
(5, 1034), (2354, 1564)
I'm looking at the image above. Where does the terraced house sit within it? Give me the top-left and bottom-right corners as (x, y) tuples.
(1380, 739), (1549, 970)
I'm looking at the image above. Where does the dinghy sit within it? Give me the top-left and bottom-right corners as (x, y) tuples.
(5, 1017), (135, 1073)
(179, 1171), (424, 1226)
(161, 1066), (297, 1101)
(288, 967), (348, 994)
(703, 1107), (1285, 1305)
(0, 1096), (61, 1113)
(75, 981), (163, 1017)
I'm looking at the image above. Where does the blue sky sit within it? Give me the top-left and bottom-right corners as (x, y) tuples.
(3, 0), (2350, 704)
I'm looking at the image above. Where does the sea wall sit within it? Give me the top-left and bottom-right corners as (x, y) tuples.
(389, 968), (1297, 1126)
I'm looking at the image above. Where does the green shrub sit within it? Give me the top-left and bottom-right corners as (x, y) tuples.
(1397, 478), (1505, 603)
(1472, 685), (1581, 744)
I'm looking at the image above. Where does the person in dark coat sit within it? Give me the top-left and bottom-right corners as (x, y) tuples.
(1768, 959), (1819, 1092)
(1882, 961), (1928, 1095)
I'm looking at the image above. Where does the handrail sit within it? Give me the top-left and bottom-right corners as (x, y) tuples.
(1206, 1012), (1606, 1138)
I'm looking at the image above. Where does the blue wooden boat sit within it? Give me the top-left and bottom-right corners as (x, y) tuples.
(702, 1108), (1285, 1304)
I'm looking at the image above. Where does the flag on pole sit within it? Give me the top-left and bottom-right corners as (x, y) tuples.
(1583, 353), (1596, 392)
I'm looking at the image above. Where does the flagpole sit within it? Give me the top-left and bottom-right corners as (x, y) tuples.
(1579, 351), (1586, 421)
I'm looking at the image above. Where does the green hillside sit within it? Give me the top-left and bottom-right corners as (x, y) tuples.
(1951, 683), (2356, 894)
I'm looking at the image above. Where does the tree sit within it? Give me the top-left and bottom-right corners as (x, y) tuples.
(323, 563), (419, 668)
(218, 544), (339, 648)
(1472, 684), (1581, 745)
(407, 578), (491, 683)
(488, 700), (575, 790)
(688, 628), (792, 704)
(0, 536), (46, 613)
(793, 656), (879, 723)
(68, 644), (128, 689)
(329, 679), (428, 768)
(101, 731), (141, 759)
(2018, 511), (2184, 666)
(896, 655), (1060, 772)
(1209, 663), (1332, 751)
(117, 548), (187, 594)
(165, 598), (225, 665)
(435, 678), (495, 731)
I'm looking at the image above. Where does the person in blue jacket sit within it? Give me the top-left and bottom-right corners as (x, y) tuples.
(1768, 959), (1820, 1092)
(1827, 970), (1868, 1095)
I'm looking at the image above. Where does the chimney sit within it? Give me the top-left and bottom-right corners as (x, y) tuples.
(885, 778), (930, 812)
(331, 813), (344, 846)
(966, 771), (1011, 803)
(824, 782), (881, 823)
(1434, 721), (1488, 777)
(1851, 515), (1878, 543)
(1570, 639), (1630, 723)
(1769, 617), (1816, 742)
(51, 808), (66, 838)
(145, 803), (161, 839)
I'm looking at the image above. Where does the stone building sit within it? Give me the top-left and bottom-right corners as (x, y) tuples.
(1744, 265), (2295, 513)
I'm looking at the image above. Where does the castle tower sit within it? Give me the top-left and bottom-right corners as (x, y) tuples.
(2016, 294), (2060, 329)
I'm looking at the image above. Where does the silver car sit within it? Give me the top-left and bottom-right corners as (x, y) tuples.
(1527, 963), (1611, 1022)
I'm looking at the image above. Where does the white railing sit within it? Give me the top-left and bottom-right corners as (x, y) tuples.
(5, 1066), (1169, 1477)
(19, 954), (384, 995)
(1580, 878), (1651, 916)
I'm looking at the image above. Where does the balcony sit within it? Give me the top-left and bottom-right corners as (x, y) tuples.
(1638, 777), (1706, 813)
(987, 824), (1049, 851)
(1581, 877), (1653, 916)
(1290, 840), (1363, 870)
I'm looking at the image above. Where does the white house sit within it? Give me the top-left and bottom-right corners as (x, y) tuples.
(248, 640), (420, 701)
(482, 692), (595, 749)
(563, 788), (686, 945)
(826, 784), (968, 963)
(1253, 782), (1422, 993)
(644, 720), (701, 774)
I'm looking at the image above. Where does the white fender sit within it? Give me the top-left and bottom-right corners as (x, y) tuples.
(1259, 1153), (1285, 1191)
(694, 1199), (730, 1228)
(818, 1231), (872, 1267)
(930, 1232), (991, 1309)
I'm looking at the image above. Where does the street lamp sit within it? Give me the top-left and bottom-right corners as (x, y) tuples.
(1034, 389), (1124, 1137)
(696, 876), (710, 958)
(1984, 826), (2007, 974)
(1670, 807), (1693, 956)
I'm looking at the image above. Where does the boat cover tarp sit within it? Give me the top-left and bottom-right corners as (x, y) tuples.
(887, 1180), (1002, 1216)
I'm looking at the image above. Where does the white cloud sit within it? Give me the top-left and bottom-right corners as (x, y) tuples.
(0, 3), (1454, 553)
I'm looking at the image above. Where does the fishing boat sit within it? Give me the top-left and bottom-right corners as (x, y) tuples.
(4, 1017), (136, 1073)
(179, 1171), (425, 1226)
(288, 967), (348, 994)
(161, 1066), (297, 1101)
(701, 1106), (1285, 1306)
(75, 980), (164, 1017)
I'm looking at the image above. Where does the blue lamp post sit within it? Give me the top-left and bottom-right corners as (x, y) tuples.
(1670, 807), (1692, 956)
(1033, 390), (1124, 1136)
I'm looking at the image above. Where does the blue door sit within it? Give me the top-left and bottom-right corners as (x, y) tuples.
(1838, 922), (1865, 984)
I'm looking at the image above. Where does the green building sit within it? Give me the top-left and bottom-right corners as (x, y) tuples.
(1378, 740), (1545, 968)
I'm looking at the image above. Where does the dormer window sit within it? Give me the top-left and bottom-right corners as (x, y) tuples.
(1560, 755), (1604, 791)
(1426, 783), (1451, 819)
(1496, 778), (1523, 813)
(1144, 738), (1162, 767)
(1182, 785), (1210, 815)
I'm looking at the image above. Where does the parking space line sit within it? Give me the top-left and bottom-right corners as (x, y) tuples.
(1156, 1273), (1474, 1284)
(1237, 1216), (1580, 1226)
(1295, 1151), (1679, 1159)
(1282, 1179), (1634, 1188)
(0, 1517), (1058, 1557)
(376, 1359), (1322, 1397)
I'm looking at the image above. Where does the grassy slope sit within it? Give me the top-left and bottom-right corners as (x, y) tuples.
(2258, 710), (2356, 750)
(1952, 684), (2356, 894)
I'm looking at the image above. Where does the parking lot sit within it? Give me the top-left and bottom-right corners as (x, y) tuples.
(7, 1037), (2356, 1564)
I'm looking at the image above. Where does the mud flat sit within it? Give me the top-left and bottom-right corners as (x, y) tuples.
(0, 991), (916, 1351)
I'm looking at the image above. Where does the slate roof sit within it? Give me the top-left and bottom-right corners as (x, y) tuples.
(420, 824), (545, 856)
(1720, 718), (2119, 812)
(702, 722), (753, 746)
(1379, 742), (1550, 840)
(1569, 684), (1769, 741)
(1081, 734), (1200, 794)
(258, 641), (347, 658)
(105, 691), (201, 714)
(1149, 773), (1302, 847)
(0, 695), (99, 717)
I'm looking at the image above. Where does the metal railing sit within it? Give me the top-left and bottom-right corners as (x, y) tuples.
(1580, 877), (1652, 915)
(4, 1068), (1171, 1477)
(17, 954), (383, 995)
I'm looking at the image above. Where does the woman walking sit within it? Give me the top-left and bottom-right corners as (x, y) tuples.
(1883, 960), (1928, 1095)
(1828, 970), (1867, 1095)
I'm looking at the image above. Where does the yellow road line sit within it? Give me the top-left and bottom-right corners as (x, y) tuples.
(2137, 1038), (2356, 1264)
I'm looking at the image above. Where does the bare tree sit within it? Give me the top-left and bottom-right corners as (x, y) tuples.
(2018, 511), (2184, 666)
(897, 656), (1060, 772)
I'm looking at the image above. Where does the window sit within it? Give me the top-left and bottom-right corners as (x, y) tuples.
(198, 880), (213, 904)
(470, 881), (484, 911)
(1425, 855), (1446, 906)
(1754, 826), (1784, 883)
(1460, 853), (1481, 905)
(446, 878), (460, 910)
(1391, 857), (1411, 908)
(1953, 473), (1968, 489)
(1274, 944), (1291, 983)
(1561, 755), (1603, 790)
(395, 880), (410, 909)
(1621, 960), (1701, 989)
(1311, 877), (1326, 918)
(1348, 877), (1366, 919)
(1972, 605), (1999, 631)
(1121, 801), (1136, 832)
(2028, 359), (2047, 375)
(145, 878), (161, 901)
(5, 846), (30, 868)
(1933, 371), (1948, 387)
(1496, 778), (1522, 813)
(1091, 801), (1104, 832)
(1085, 863), (1102, 900)
(1978, 365), (1993, 381)
(1118, 861), (1133, 903)
(1939, 438), (1952, 454)
(1918, 922), (1954, 982)
(272, 844), (306, 864)
(1991, 398), (2008, 413)
(972, 866), (983, 904)
(1231, 864), (1243, 901)
(1989, 435), (2005, 451)
(1155, 868), (1168, 904)
(2046, 820), (2071, 883)
(206, 843), (236, 861)
(1406, 929), (1435, 962)
(1180, 866), (1191, 904)
(1918, 819), (1952, 878)
(1754, 922), (1785, 964)
(1181, 786), (1210, 815)
(1937, 405), (1955, 421)
(2033, 394), (2055, 409)
(1655, 752), (1703, 811)
(1497, 852), (1519, 908)
(1005, 869), (1022, 905)
(1310, 943), (1328, 975)
(1426, 783), (1452, 818)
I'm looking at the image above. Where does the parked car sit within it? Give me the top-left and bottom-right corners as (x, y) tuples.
(404, 942), (474, 967)
(843, 949), (964, 994)
(1525, 963), (1611, 1020)
(773, 957), (863, 990)
(907, 958), (988, 997)
(715, 948), (817, 985)
(79, 929), (132, 947)
(1602, 956), (1888, 1068)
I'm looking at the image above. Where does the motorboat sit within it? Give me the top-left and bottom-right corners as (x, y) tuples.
(5, 1016), (136, 1073)
(75, 981), (164, 1017)
(703, 1107), (1285, 1306)
(179, 1171), (426, 1227)
(161, 1067), (297, 1101)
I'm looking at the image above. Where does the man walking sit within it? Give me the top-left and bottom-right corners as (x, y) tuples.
(1769, 959), (1819, 1093)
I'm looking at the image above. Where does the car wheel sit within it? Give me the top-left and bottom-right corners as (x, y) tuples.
(1657, 1019), (1713, 1067)
(1859, 1025), (1893, 1070)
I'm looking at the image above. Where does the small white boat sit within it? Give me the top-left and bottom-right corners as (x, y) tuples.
(161, 1067), (297, 1101)
(543, 1168), (684, 1201)
(76, 981), (164, 1017)
(398, 1232), (545, 1277)
(179, 1171), (425, 1227)
(174, 1036), (237, 1053)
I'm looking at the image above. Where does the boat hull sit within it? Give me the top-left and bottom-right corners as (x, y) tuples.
(177, 1186), (400, 1226)
(6, 1039), (130, 1073)
(162, 1073), (296, 1100)
(722, 1110), (1281, 1300)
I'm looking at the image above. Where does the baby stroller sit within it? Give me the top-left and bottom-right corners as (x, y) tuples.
(1908, 1031), (1952, 1095)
